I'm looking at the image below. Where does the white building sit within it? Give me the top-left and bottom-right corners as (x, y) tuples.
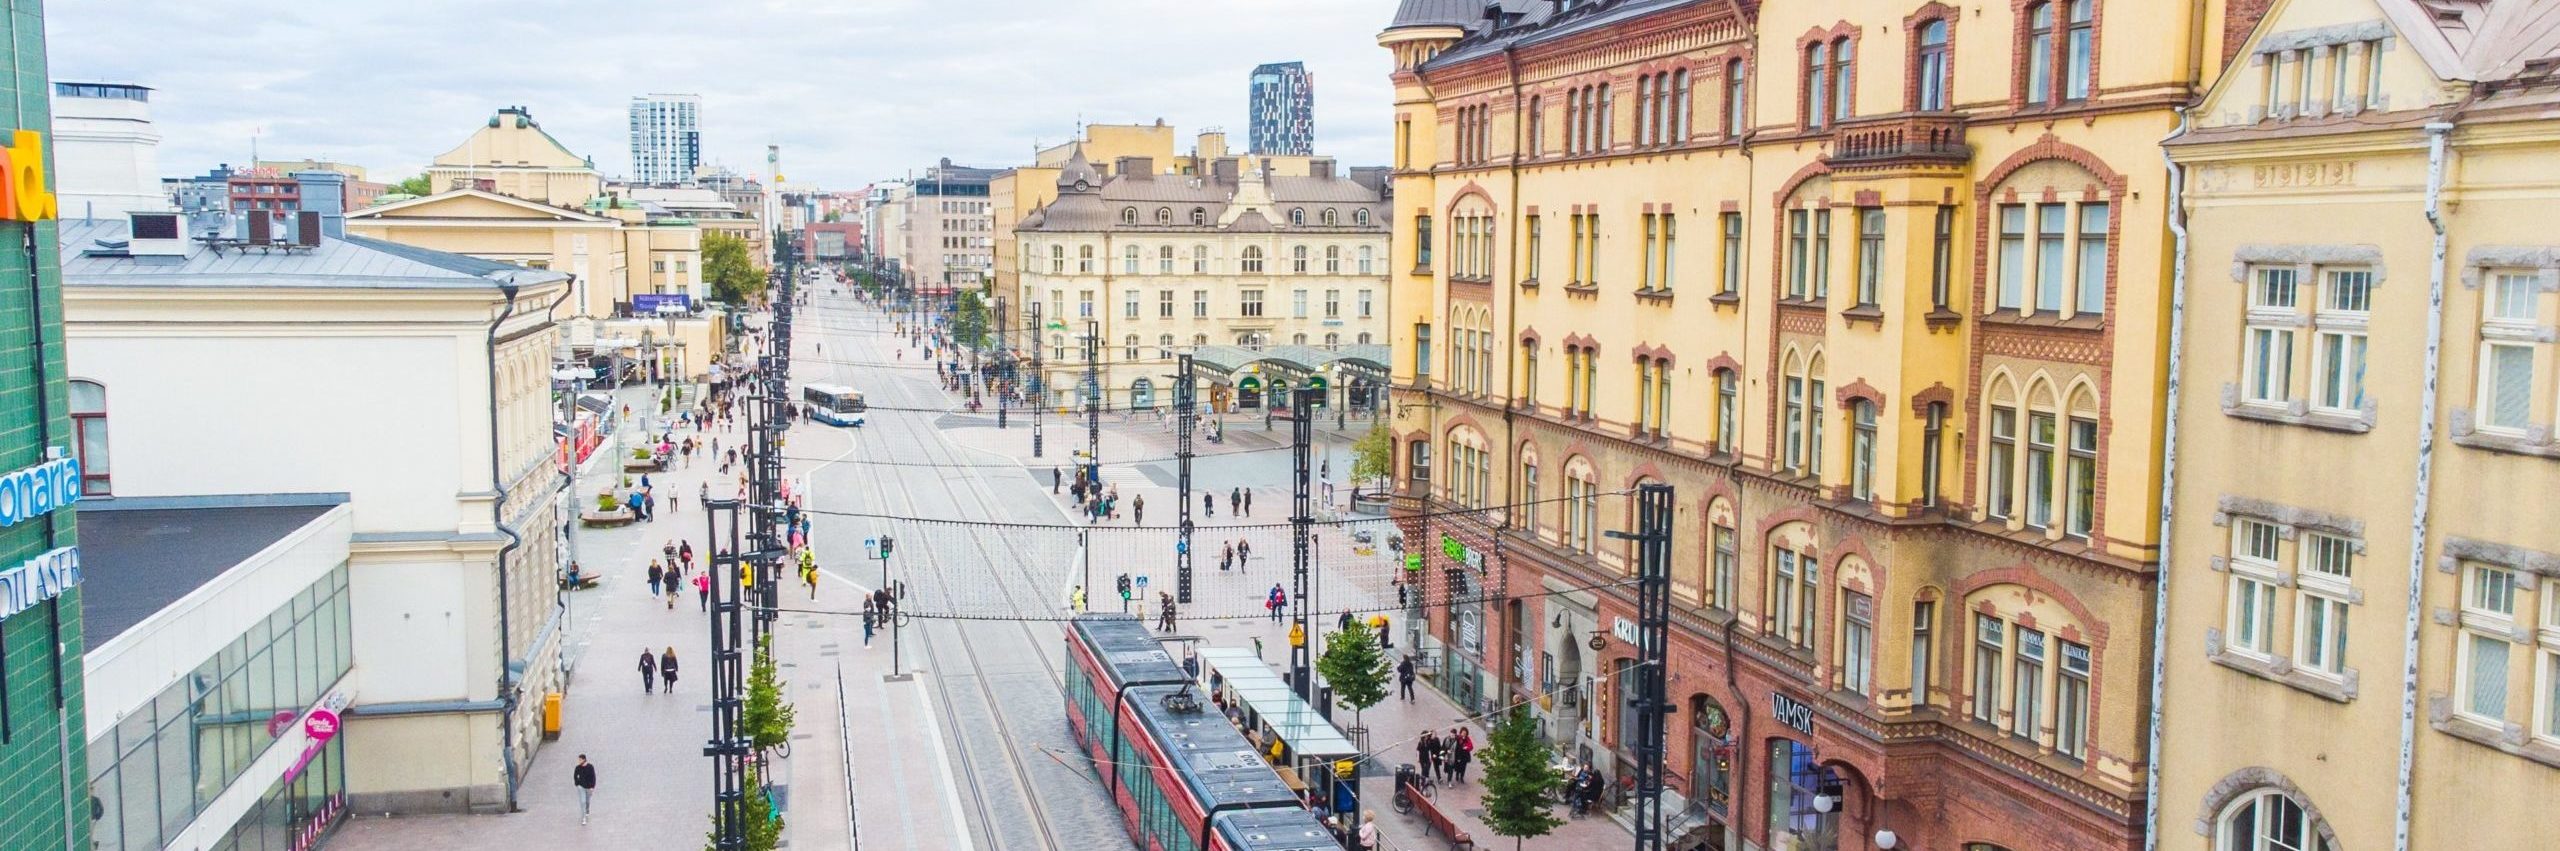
(50, 82), (167, 220)
(1014, 150), (1390, 410)
(627, 93), (701, 185)
(61, 212), (574, 815)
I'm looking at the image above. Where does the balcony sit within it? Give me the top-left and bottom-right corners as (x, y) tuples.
(1823, 113), (1970, 169)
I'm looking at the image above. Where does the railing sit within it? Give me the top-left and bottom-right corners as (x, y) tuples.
(1825, 112), (1970, 167)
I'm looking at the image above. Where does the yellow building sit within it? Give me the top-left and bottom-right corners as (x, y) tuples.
(1378, 0), (2243, 848)
(2157, 2), (2560, 849)
(349, 107), (718, 380)
(993, 122), (1215, 342)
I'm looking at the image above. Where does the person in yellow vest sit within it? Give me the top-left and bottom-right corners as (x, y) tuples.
(1070, 585), (1086, 613)
(1288, 622), (1305, 648)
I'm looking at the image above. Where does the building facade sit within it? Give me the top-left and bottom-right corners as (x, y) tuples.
(902, 159), (998, 296)
(2156, 2), (2560, 849)
(1251, 61), (1316, 156)
(61, 216), (574, 815)
(1378, 0), (2248, 849)
(1014, 150), (1389, 409)
(628, 93), (702, 185)
(51, 82), (163, 220)
(0, 7), (91, 847)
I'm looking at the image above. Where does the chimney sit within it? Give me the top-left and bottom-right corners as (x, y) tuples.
(1212, 158), (1239, 183)
(1311, 157), (1336, 180)
(289, 170), (347, 238)
(1117, 156), (1155, 177)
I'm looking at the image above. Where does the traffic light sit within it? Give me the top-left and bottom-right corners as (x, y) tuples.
(878, 536), (895, 557)
(1116, 573), (1132, 600)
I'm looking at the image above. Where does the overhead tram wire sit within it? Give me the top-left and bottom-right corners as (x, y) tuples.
(759, 575), (1643, 626)
(763, 443), (1306, 470)
(784, 488), (1640, 531)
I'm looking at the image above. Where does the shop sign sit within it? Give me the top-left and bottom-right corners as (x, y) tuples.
(1771, 691), (1817, 735)
(304, 708), (341, 743)
(281, 689), (354, 784)
(1438, 534), (1485, 570)
(1610, 616), (1641, 646)
(0, 456), (83, 528)
(0, 546), (79, 621)
(0, 130), (56, 222)
(635, 293), (691, 313)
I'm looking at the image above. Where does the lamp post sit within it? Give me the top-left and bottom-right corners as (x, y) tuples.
(868, 535), (903, 679)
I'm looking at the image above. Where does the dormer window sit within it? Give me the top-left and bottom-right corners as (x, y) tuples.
(1355, 209), (1372, 226)
(1192, 207), (1208, 226)
(1322, 208), (1339, 226)
(1122, 207), (1138, 225)
(1156, 207), (1172, 224)
(1290, 208), (1306, 226)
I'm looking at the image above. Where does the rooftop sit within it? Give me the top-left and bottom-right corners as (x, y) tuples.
(77, 501), (341, 646)
(58, 218), (571, 291)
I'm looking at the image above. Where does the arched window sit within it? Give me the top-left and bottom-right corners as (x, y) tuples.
(1637, 73), (1655, 146)
(1916, 20), (1952, 111)
(1766, 521), (1818, 647)
(1689, 695), (1732, 818)
(1290, 208), (1306, 226)
(1597, 83), (1614, 147)
(1805, 42), (1830, 129)
(1354, 208), (1372, 226)
(1672, 69), (1691, 140)
(1130, 377), (1156, 410)
(1325, 332), (1340, 348)
(1528, 95), (1545, 155)
(1156, 207), (1173, 224)
(1714, 368), (1740, 455)
(1357, 332), (1373, 344)
(1241, 246), (1265, 274)
(1191, 207), (1207, 226)
(71, 380), (109, 495)
(1831, 37), (1855, 121)
(2215, 788), (2338, 851)
(1121, 207), (1138, 225)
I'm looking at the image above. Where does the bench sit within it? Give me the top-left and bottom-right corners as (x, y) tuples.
(1404, 780), (1474, 851)
(579, 509), (635, 528)
(557, 573), (603, 591)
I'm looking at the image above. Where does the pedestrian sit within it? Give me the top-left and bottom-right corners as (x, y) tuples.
(1133, 494), (1144, 525)
(1419, 731), (1442, 781)
(1239, 539), (1251, 568)
(647, 561), (664, 597)
(669, 492), (680, 513)
(1397, 655), (1416, 701)
(1267, 584), (1287, 622)
(1052, 466), (1062, 494)
(1163, 596), (1178, 632)
(1339, 610), (1355, 632)
(659, 647), (679, 692)
(862, 602), (877, 647)
(1356, 812), (1378, 851)
(699, 482), (709, 507)
(1243, 489), (1253, 516)
(1453, 728), (1476, 783)
(1070, 585), (1086, 613)
(695, 572), (710, 611)
(663, 540), (679, 570)
(573, 755), (598, 826)
(641, 490), (655, 521)
(1221, 541), (1234, 572)
(666, 579), (678, 610)
(639, 649), (658, 694)
(1229, 487), (1240, 515)
(1372, 613), (1393, 649)
(680, 541), (695, 572)
(1204, 491), (1214, 518)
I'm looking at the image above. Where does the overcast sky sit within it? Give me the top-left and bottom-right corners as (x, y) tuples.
(45, 0), (1398, 190)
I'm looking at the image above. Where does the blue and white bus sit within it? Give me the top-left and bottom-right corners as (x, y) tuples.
(803, 383), (866, 427)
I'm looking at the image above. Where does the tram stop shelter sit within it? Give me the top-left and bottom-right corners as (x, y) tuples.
(1184, 344), (1387, 413)
(1194, 647), (1362, 813)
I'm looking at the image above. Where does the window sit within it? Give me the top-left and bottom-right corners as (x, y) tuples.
(2066, 416), (2097, 538)
(1324, 289), (1340, 318)
(1322, 208), (1339, 227)
(1725, 59), (1748, 136)
(1843, 591), (1874, 695)
(2228, 519), (2282, 657)
(2076, 203), (2109, 315)
(1078, 290), (1095, 318)
(1159, 245), (1175, 274)
(1159, 334), (1175, 358)
(1917, 20), (1951, 110)
(1359, 245), (1376, 275)
(1641, 213), (1659, 290)
(1241, 246), (1264, 274)
(1415, 216), (1433, 268)
(1986, 406), (2017, 518)
(2025, 2), (2056, 103)
(1192, 207), (1207, 226)
(1359, 289), (1374, 318)
(1193, 289), (1209, 318)
(1787, 209), (1809, 298)
(1570, 214), (1587, 284)
(1415, 324), (1433, 378)
(2065, 0), (2094, 100)
(1077, 245), (1095, 274)
(1673, 69), (1692, 140)
(1850, 399), (1877, 500)
(1660, 214), (1677, 291)
(1565, 472), (1598, 553)
(1292, 289), (1308, 318)
(1711, 521), (1737, 610)
(1922, 402), (1948, 507)
(1525, 216), (1543, 282)
(1122, 207), (1138, 225)
(2012, 626), (2046, 741)
(1124, 289), (1139, 318)
(1768, 545), (1816, 647)
(1972, 615), (2004, 723)
(2294, 532), (2354, 679)
(1528, 96), (1544, 156)
(70, 380), (109, 495)
(2056, 640), (2090, 758)
(1783, 371), (1806, 471)
(1638, 74), (1656, 146)
(1831, 38), (1855, 121)
(1156, 207), (1172, 224)
(1325, 245), (1341, 274)
(1805, 41), (1830, 129)
(1598, 83), (1614, 148)
(2460, 564), (2519, 720)
(1714, 369), (1739, 455)
(1812, 210), (1832, 299)
(1855, 207), (1884, 306)
(2478, 271), (2543, 433)
(1292, 244), (1309, 274)
(1996, 205), (2026, 309)
(1719, 212), (1743, 295)
(1124, 245), (1140, 274)
(2217, 789), (2337, 851)
(1125, 335), (1139, 361)
(1912, 600), (1937, 706)
(2035, 204), (2067, 310)
(1240, 289), (1265, 317)
(2247, 267), (2300, 403)
(2024, 412), (2056, 529)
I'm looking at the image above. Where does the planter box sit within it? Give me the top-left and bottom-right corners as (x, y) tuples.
(579, 508), (636, 528)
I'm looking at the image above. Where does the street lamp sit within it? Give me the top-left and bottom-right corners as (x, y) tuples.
(1874, 829), (1899, 849)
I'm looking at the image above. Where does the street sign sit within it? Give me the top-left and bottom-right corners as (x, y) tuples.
(1135, 575), (1150, 589)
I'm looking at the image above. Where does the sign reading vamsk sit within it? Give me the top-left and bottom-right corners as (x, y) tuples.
(0, 456), (86, 620)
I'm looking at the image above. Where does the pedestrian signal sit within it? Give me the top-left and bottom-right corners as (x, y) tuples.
(1116, 573), (1132, 600)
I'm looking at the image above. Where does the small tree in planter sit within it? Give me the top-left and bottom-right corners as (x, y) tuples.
(742, 636), (797, 759)
(1351, 426), (1391, 486)
(1316, 625), (1391, 735)
(1480, 706), (1566, 851)
(596, 491), (621, 513)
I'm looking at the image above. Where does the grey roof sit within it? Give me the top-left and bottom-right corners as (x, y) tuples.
(1389, 0), (1487, 31)
(1423, 0), (1696, 70)
(78, 502), (340, 646)
(1189, 343), (1389, 375)
(58, 219), (572, 291)
(1020, 168), (1388, 235)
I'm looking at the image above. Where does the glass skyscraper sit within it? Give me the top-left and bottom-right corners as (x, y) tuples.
(1249, 62), (1313, 157)
(627, 93), (703, 184)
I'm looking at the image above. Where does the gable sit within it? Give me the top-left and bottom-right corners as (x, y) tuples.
(2192, 0), (2471, 130)
(350, 190), (606, 223)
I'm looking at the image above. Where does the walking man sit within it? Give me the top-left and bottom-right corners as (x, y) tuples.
(1222, 541), (1234, 572)
(639, 649), (658, 694)
(573, 755), (598, 826)
(1133, 494), (1144, 525)
(862, 601), (877, 647)
(1204, 491), (1214, 518)
(1243, 489), (1253, 516)
(647, 561), (664, 598)
(1397, 655), (1416, 701)
(1229, 487), (1240, 516)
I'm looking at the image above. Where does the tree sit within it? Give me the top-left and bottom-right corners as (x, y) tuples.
(1351, 425), (1392, 484)
(704, 762), (786, 851)
(1315, 625), (1390, 731)
(391, 173), (432, 196)
(942, 289), (977, 348)
(1478, 706), (1565, 850)
(741, 636), (797, 755)
(703, 231), (766, 305)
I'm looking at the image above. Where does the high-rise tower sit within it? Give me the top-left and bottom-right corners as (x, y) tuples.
(1247, 62), (1312, 156)
(628, 93), (702, 184)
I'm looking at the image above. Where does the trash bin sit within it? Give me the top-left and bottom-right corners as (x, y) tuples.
(543, 692), (563, 739)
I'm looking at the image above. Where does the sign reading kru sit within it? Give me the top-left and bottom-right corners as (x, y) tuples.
(0, 546), (80, 621)
(0, 456), (82, 528)
(0, 130), (55, 222)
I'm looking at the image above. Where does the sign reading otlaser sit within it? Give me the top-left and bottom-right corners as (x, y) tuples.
(0, 546), (80, 620)
(0, 456), (82, 528)
(0, 130), (55, 222)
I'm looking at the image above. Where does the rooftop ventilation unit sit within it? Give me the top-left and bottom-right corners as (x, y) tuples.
(127, 212), (186, 257)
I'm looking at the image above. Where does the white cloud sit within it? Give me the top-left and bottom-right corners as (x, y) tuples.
(44, 0), (1398, 188)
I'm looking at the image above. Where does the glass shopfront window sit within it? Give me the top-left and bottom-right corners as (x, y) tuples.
(215, 736), (345, 851)
(88, 564), (354, 851)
